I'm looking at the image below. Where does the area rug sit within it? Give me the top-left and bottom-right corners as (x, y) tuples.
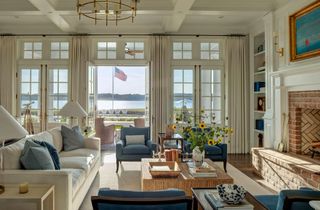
(79, 153), (273, 210)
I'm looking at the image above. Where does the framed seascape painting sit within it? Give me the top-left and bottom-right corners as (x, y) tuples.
(290, 1), (320, 61)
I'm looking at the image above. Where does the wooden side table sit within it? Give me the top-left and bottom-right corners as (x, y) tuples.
(158, 133), (184, 153)
(0, 184), (55, 210)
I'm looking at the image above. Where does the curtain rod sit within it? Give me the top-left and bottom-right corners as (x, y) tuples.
(1, 33), (247, 37)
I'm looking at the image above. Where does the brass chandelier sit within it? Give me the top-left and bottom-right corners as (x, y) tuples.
(77, 0), (139, 26)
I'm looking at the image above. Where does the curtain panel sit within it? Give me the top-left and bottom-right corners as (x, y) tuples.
(71, 36), (89, 109)
(150, 36), (171, 141)
(226, 36), (250, 154)
(0, 36), (16, 114)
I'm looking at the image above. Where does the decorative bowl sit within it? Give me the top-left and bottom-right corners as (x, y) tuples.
(216, 184), (246, 204)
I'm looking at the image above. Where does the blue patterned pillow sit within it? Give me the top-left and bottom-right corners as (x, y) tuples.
(20, 140), (55, 170)
(61, 125), (84, 151)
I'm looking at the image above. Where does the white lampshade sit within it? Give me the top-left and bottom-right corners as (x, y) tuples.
(0, 105), (28, 143)
(59, 101), (87, 118)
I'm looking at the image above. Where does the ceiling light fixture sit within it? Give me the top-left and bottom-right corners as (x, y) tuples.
(77, 0), (139, 26)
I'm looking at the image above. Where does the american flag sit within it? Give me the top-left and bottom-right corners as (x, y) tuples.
(114, 67), (127, 81)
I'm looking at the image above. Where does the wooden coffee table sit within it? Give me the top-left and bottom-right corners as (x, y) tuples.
(141, 159), (233, 196)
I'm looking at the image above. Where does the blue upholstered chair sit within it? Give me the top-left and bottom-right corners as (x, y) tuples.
(91, 188), (192, 210)
(184, 141), (228, 172)
(116, 127), (157, 172)
(255, 187), (320, 210)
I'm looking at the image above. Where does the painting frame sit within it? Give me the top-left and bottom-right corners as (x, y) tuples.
(289, 1), (320, 62)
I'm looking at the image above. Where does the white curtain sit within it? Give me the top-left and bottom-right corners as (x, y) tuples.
(150, 36), (171, 141)
(0, 36), (16, 114)
(70, 36), (89, 109)
(226, 36), (250, 154)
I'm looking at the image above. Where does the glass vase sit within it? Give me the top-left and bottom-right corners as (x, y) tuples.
(192, 146), (205, 167)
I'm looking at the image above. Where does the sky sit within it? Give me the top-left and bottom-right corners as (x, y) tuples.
(97, 66), (146, 95)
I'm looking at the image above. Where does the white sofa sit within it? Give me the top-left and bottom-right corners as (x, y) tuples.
(0, 127), (101, 210)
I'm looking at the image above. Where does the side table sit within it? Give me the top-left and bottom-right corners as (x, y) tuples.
(0, 184), (55, 210)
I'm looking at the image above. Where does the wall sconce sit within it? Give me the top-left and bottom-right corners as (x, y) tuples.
(273, 32), (284, 57)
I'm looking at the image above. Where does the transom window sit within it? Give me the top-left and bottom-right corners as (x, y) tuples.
(125, 42), (144, 59)
(200, 42), (220, 60)
(23, 42), (42, 59)
(97, 42), (117, 59)
(51, 42), (69, 59)
(173, 42), (192, 59)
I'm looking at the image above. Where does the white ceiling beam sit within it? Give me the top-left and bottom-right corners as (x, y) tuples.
(27, 0), (75, 32)
(164, 0), (196, 32)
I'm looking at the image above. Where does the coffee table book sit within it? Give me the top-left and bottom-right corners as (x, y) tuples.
(205, 191), (253, 210)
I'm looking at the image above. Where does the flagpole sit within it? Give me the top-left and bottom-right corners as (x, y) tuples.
(112, 67), (115, 112)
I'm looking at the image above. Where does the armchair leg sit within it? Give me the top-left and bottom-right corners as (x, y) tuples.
(223, 160), (227, 172)
(116, 160), (119, 173)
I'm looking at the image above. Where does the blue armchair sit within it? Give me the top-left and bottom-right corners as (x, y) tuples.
(91, 188), (192, 210)
(184, 141), (228, 172)
(255, 187), (320, 210)
(116, 127), (157, 172)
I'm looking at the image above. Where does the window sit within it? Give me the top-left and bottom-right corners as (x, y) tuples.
(20, 68), (41, 124)
(201, 69), (222, 124)
(23, 42), (42, 59)
(97, 42), (117, 59)
(125, 42), (144, 59)
(173, 42), (192, 59)
(47, 68), (68, 122)
(173, 69), (194, 123)
(200, 42), (220, 60)
(51, 42), (69, 59)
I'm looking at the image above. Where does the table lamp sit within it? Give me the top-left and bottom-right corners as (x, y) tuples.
(59, 101), (88, 127)
(0, 105), (28, 194)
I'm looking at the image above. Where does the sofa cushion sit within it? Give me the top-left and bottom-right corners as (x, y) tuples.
(205, 145), (222, 155)
(59, 148), (99, 160)
(122, 145), (151, 155)
(33, 140), (60, 170)
(126, 135), (145, 145)
(48, 127), (63, 152)
(20, 140), (55, 170)
(1, 138), (26, 169)
(61, 168), (86, 198)
(61, 125), (84, 151)
(60, 156), (95, 173)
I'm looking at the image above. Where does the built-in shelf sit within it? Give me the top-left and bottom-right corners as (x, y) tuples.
(257, 66), (266, 71)
(254, 71), (265, 76)
(254, 129), (264, 134)
(254, 110), (265, 114)
(254, 51), (265, 56)
(254, 91), (265, 94)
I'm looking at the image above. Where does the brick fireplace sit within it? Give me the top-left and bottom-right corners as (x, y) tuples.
(288, 91), (320, 154)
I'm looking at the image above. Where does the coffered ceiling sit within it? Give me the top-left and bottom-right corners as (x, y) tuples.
(0, 0), (288, 35)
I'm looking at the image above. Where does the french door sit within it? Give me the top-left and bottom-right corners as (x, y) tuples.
(173, 65), (224, 126)
(17, 64), (69, 133)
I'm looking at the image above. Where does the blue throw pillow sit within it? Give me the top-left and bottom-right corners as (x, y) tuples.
(20, 140), (55, 170)
(61, 125), (84, 151)
(33, 140), (60, 170)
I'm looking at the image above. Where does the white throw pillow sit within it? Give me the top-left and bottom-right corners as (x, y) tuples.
(126, 135), (145, 145)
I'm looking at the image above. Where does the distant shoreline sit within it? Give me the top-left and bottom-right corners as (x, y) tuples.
(98, 93), (145, 101)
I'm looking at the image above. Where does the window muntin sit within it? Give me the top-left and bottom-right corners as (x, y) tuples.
(23, 42), (42, 59)
(51, 42), (69, 59)
(47, 68), (68, 122)
(173, 69), (194, 123)
(201, 69), (222, 124)
(200, 42), (220, 60)
(125, 42), (144, 59)
(97, 42), (117, 59)
(173, 42), (192, 60)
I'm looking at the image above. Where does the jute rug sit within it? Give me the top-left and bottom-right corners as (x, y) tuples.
(79, 152), (273, 210)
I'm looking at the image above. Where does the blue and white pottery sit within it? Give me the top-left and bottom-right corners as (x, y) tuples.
(216, 184), (246, 204)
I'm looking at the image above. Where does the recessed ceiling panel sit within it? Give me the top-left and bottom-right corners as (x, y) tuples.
(0, 0), (38, 11)
(191, 0), (274, 11)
